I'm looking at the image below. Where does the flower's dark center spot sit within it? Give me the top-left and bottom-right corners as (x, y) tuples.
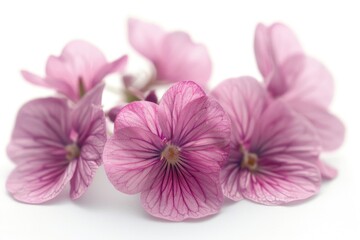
(78, 77), (86, 98)
(242, 152), (258, 171)
(65, 143), (80, 161)
(239, 145), (258, 171)
(161, 144), (180, 165)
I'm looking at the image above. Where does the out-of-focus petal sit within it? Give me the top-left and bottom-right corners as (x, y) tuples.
(317, 160), (338, 180)
(114, 101), (161, 136)
(103, 127), (164, 194)
(269, 23), (303, 67)
(22, 40), (121, 102)
(144, 90), (158, 103)
(255, 23), (303, 84)
(6, 159), (76, 204)
(211, 77), (269, 145)
(140, 160), (223, 221)
(128, 18), (165, 60)
(279, 55), (334, 108)
(21, 71), (49, 87)
(7, 98), (71, 164)
(93, 55), (128, 86)
(173, 96), (230, 166)
(254, 23), (274, 78)
(107, 105), (123, 123)
(158, 81), (205, 140)
(60, 40), (107, 83)
(156, 32), (212, 86)
(289, 101), (345, 151)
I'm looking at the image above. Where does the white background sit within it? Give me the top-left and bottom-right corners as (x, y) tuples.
(1, 0), (359, 239)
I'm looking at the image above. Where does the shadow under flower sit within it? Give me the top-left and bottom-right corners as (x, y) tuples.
(73, 166), (144, 216)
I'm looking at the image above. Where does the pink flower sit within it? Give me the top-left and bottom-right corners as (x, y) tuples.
(128, 18), (212, 89)
(21, 40), (128, 102)
(254, 23), (345, 153)
(212, 77), (322, 204)
(103, 81), (230, 221)
(6, 84), (107, 203)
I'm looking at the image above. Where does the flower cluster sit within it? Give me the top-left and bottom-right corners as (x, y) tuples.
(7, 19), (345, 221)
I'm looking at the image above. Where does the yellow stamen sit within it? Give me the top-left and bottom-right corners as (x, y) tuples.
(161, 145), (180, 165)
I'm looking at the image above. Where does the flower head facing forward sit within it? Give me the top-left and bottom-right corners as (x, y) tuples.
(103, 81), (230, 221)
(6, 84), (107, 203)
(21, 40), (128, 102)
(254, 23), (345, 151)
(212, 77), (322, 204)
(128, 18), (212, 89)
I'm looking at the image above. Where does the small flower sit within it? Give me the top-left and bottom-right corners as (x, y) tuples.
(254, 23), (345, 153)
(106, 74), (158, 123)
(128, 18), (212, 89)
(21, 40), (128, 102)
(6, 84), (107, 203)
(103, 81), (230, 221)
(212, 77), (322, 204)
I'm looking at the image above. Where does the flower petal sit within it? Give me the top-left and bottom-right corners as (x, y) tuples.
(317, 160), (338, 180)
(144, 90), (158, 103)
(114, 101), (161, 136)
(92, 55), (128, 87)
(45, 40), (108, 101)
(220, 150), (245, 201)
(211, 77), (269, 145)
(22, 67), (76, 99)
(239, 159), (321, 205)
(103, 127), (164, 194)
(279, 55), (334, 108)
(254, 23), (274, 78)
(7, 98), (71, 164)
(155, 32), (212, 86)
(107, 105), (123, 123)
(21, 70), (49, 87)
(250, 101), (321, 161)
(289, 101), (345, 151)
(70, 104), (107, 199)
(269, 23), (303, 67)
(158, 81), (205, 140)
(71, 83), (105, 144)
(140, 160), (223, 221)
(241, 102), (321, 204)
(6, 159), (76, 204)
(173, 96), (231, 166)
(128, 18), (165, 60)
(255, 23), (303, 84)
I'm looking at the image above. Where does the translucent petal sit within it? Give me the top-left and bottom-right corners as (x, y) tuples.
(103, 127), (164, 194)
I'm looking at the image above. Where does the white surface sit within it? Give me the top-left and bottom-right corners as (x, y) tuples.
(0, 0), (359, 239)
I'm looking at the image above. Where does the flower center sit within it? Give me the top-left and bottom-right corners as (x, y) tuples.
(242, 152), (258, 171)
(239, 145), (258, 171)
(161, 144), (180, 165)
(65, 143), (80, 161)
